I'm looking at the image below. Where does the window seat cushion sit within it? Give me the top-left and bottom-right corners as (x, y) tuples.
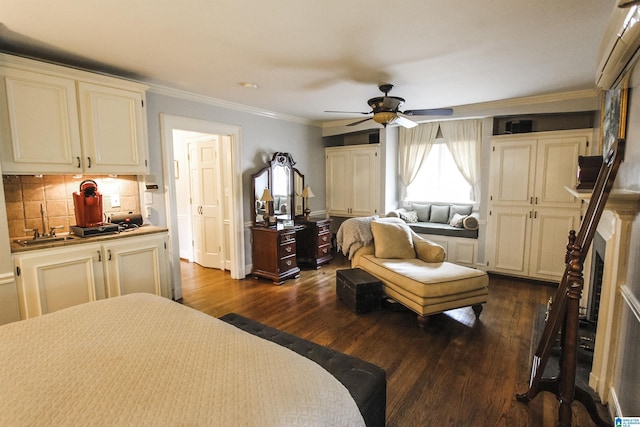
(408, 222), (478, 238)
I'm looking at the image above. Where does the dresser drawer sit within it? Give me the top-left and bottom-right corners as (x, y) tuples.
(317, 223), (331, 234)
(279, 241), (296, 258)
(279, 231), (296, 244)
(279, 254), (297, 272)
(317, 244), (331, 258)
(318, 232), (331, 246)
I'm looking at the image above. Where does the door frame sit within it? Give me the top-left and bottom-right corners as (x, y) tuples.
(160, 114), (245, 300)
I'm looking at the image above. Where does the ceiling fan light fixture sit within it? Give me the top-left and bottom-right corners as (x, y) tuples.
(373, 111), (398, 126)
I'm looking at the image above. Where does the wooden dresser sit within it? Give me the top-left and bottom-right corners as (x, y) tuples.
(250, 226), (301, 284)
(295, 218), (333, 269)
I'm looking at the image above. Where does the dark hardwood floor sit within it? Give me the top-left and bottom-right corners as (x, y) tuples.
(179, 253), (606, 427)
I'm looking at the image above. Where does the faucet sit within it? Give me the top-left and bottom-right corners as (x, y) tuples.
(40, 204), (48, 237)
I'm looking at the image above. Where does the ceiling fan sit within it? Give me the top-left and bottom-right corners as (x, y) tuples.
(326, 83), (453, 128)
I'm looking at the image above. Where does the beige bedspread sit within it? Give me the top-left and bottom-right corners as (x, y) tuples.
(0, 294), (365, 426)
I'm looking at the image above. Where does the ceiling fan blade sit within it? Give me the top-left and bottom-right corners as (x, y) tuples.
(324, 110), (371, 115)
(395, 116), (418, 128)
(402, 108), (454, 116)
(347, 117), (373, 127)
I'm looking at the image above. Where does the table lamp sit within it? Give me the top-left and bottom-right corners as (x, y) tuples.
(300, 185), (315, 220)
(260, 188), (273, 225)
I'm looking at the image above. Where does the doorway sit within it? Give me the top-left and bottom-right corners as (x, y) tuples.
(172, 131), (225, 269)
(161, 115), (245, 300)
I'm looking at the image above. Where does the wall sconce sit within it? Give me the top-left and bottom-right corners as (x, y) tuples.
(260, 188), (274, 225)
(300, 185), (315, 220)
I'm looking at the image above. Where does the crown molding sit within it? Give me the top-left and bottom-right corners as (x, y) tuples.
(149, 84), (320, 127)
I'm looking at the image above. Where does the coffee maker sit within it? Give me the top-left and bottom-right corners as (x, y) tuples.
(71, 180), (119, 236)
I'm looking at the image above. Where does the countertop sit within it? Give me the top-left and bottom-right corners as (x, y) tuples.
(10, 225), (168, 253)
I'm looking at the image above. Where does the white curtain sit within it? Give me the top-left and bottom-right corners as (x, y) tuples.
(398, 122), (440, 201)
(440, 119), (483, 201)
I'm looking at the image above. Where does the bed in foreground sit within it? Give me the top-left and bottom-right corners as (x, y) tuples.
(0, 293), (377, 426)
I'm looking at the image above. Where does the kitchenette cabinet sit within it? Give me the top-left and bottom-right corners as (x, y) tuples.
(0, 53), (149, 175)
(13, 231), (170, 319)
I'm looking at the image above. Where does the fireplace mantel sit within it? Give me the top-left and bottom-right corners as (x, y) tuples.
(565, 186), (640, 218)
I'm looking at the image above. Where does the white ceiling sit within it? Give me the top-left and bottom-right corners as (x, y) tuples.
(0, 0), (617, 125)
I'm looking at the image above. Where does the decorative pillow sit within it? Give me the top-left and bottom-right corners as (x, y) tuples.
(449, 213), (466, 228)
(398, 209), (418, 223)
(429, 205), (450, 223)
(279, 203), (287, 213)
(255, 200), (264, 210)
(413, 236), (446, 263)
(463, 214), (479, 230)
(411, 203), (431, 222)
(448, 204), (473, 222)
(371, 221), (415, 259)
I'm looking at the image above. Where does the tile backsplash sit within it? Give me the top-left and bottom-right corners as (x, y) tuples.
(3, 175), (140, 239)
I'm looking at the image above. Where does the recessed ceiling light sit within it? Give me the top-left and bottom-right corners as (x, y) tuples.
(239, 82), (258, 89)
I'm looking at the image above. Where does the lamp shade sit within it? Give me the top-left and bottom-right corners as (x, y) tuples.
(260, 188), (273, 202)
(373, 111), (398, 126)
(300, 185), (315, 198)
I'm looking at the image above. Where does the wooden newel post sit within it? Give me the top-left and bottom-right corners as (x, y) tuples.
(558, 245), (584, 426)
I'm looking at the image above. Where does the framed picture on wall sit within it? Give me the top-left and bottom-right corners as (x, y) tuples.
(600, 87), (628, 158)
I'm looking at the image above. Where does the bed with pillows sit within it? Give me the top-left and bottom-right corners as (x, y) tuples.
(387, 203), (479, 239)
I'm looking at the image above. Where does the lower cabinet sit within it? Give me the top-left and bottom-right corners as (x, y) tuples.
(13, 232), (170, 319)
(487, 206), (581, 281)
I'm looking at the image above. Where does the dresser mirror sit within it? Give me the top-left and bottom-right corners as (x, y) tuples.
(251, 152), (304, 224)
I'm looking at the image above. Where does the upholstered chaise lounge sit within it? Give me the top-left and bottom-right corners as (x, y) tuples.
(340, 217), (489, 327)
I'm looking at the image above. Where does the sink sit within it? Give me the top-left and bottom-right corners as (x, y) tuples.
(15, 236), (78, 246)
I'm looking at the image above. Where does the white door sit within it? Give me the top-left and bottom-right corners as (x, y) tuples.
(489, 139), (536, 206)
(488, 206), (532, 275)
(350, 147), (380, 216)
(189, 139), (224, 269)
(528, 208), (581, 281)
(326, 149), (351, 216)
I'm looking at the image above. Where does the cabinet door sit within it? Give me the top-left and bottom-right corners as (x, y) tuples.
(489, 139), (536, 206)
(77, 82), (148, 174)
(326, 149), (352, 216)
(487, 206), (532, 276)
(0, 69), (82, 173)
(103, 234), (169, 298)
(14, 244), (104, 319)
(534, 136), (586, 209)
(528, 208), (581, 281)
(350, 147), (379, 216)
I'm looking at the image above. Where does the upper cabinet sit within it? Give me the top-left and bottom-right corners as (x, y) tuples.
(326, 145), (380, 217)
(0, 54), (149, 175)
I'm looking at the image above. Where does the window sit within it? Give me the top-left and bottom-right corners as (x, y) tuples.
(405, 140), (474, 203)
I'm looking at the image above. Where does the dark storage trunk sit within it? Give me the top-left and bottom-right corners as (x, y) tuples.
(336, 268), (383, 314)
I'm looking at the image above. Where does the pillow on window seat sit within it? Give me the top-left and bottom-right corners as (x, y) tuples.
(429, 205), (450, 223)
(449, 213), (466, 228)
(410, 203), (431, 222)
(448, 204), (473, 222)
(398, 209), (418, 223)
